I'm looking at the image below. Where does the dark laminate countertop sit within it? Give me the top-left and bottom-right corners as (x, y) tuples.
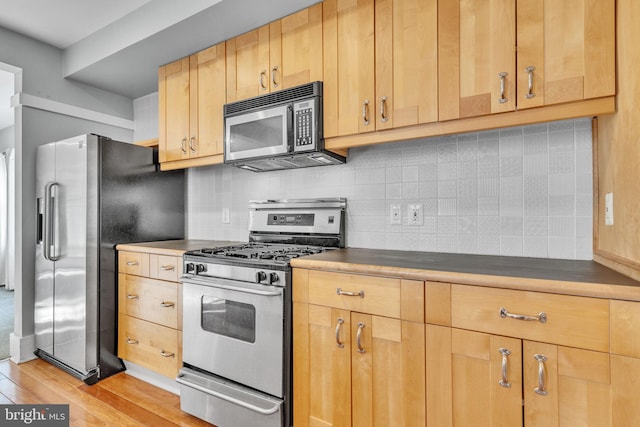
(116, 239), (242, 256)
(290, 248), (640, 301)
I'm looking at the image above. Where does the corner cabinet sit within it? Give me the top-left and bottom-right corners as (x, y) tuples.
(293, 268), (426, 427)
(225, 3), (323, 102)
(158, 42), (226, 171)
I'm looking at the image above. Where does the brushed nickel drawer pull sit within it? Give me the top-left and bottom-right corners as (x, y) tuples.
(380, 96), (388, 123)
(356, 322), (366, 353)
(189, 137), (197, 153)
(498, 348), (512, 388)
(181, 138), (187, 154)
(160, 265), (175, 271)
(160, 301), (175, 308)
(499, 307), (547, 324)
(126, 294), (139, 300)
(160, 350), (175, 358)
(336, 288), (364, 298)
(126, 338), (139, 345)
(335, 317), (345, 348)
(534, 354), (549, 396)
(271, 66), (279, 88)
(259, 70), (268, 90)
(126, 260), (139, 266)
(362, 100), (370, 126)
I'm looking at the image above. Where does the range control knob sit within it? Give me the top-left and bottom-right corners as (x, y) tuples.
(195, 264), (207, 274)
(256, 271), (267, 283)
(269, 272), (280, 285)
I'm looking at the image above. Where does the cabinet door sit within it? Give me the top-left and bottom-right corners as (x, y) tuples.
(375, 0), (438, 130)
(158, 58), (190, 162)
(451, 328), (523, 427)
(523, 342), (612, 427)
(351, 313), (426, 426)
(516, 0), (615, 109)
(323, 0), (375, 138)
(296, 304), (351, 427)
(226, 26), (270, 102)
(438, 0), (515, 120)
(275, 3), (323, 90)
(189, 42), (226, 157)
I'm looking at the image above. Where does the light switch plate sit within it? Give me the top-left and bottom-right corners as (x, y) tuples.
(222, 207), (230, 224)
(390, 204), (401, 224)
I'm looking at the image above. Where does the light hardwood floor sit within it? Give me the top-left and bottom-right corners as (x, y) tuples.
(0, 358), (212, 426)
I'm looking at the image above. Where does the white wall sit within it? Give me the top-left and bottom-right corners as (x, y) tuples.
(186, 119), (593, 260)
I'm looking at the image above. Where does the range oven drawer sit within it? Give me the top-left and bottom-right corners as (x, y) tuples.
(177, 367), (283, 427)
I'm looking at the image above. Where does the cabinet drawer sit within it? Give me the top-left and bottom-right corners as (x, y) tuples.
(118, 274), (180, 329)
(150, 254), (182, 282)
(118, 313), (181, 379)
(307, 270), (404, 319)
(118, 251), (150, 277)
(451, 285), (609, 352)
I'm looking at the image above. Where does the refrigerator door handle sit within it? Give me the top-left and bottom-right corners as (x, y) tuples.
(44, 182), (60, 261)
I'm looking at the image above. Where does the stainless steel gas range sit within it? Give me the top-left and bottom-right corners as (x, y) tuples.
(177, 199), (346, 427)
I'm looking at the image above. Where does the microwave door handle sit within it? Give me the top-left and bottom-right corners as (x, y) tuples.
(287, 104), (294, 152)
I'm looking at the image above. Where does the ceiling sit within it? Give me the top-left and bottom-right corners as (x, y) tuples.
(0, 0), (321, 99)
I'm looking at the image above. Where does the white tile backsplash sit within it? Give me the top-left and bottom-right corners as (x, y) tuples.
(181, 118), (593, 260)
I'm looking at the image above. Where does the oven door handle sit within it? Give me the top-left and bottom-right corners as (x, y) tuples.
(176, 375), (281, 415)
(182, 278), (284, 297)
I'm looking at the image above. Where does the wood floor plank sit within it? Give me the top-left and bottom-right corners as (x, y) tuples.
(0, 359), (215, 426)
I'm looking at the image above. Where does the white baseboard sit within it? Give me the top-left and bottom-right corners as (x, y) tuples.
(10, 333), (37, 364)
(123, 360), (180, 395)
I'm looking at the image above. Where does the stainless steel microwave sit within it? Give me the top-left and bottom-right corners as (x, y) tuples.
(223, 81), (345, 172)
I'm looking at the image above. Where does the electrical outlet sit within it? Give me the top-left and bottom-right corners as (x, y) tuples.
(222, 207), (230, 224)
(605, 193), (614, 225)
(408, 204), (423, 225)
(390, 204), (401, 224)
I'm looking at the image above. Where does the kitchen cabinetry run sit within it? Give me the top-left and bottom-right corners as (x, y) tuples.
(226, 3), (323, 102)
(158, 42), (226, 171)
(293, 268), (425, 427)
(117, 250), (183, 378)
(323, 0), (438, 138)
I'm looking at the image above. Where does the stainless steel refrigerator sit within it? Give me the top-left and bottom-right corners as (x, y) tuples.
(34, 134), (184, 384)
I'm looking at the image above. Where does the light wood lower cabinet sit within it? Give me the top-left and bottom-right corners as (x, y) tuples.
(293, 268), (425, 427)
(117, 250), (183, 378)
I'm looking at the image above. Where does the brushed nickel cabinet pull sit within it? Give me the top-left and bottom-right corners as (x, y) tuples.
(259, 70), (268, 90)
(160, 350), (175, 358)
(499, 307), (547, 323)
(335, 318), (345, 348)
(498, 72), (508, 104)
(356, 322), (366, 353)
(498, 348), (512, 388)
(160, 301), (175, 308)
(271, 66), (279, 88)
(126, 294), (139, 300)
(126, 260), (139, 266)
(380, 96), (388, 122)
(127, 338), (139, 345)
(181, 138), (187, 154)
(525, 66), (536, 99)
(362, 100), (370, 126)
(336, 288), (364, 298)
(534, 354), (548, 396)
(189, 137), (197, 153)
(160, 265), (175, 271)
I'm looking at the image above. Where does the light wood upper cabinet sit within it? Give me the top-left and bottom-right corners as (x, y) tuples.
(438, 0), (516, 121)
(159, 58), (190, 163)
(189, 43), (226, 158)
(375, 0), (438, 130)
(158, 42), (226, 169)
(323, 0), (376, 138)
(516, 0), (615, 109)
(226, 4), (323, 102)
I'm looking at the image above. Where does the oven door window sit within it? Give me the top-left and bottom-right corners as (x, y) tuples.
(201, 296), (256, 343)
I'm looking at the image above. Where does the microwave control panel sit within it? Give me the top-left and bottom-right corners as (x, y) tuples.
(293, 99), (318, 151)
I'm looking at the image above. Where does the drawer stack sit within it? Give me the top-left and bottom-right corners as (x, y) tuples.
(117, 250), (183, 378)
